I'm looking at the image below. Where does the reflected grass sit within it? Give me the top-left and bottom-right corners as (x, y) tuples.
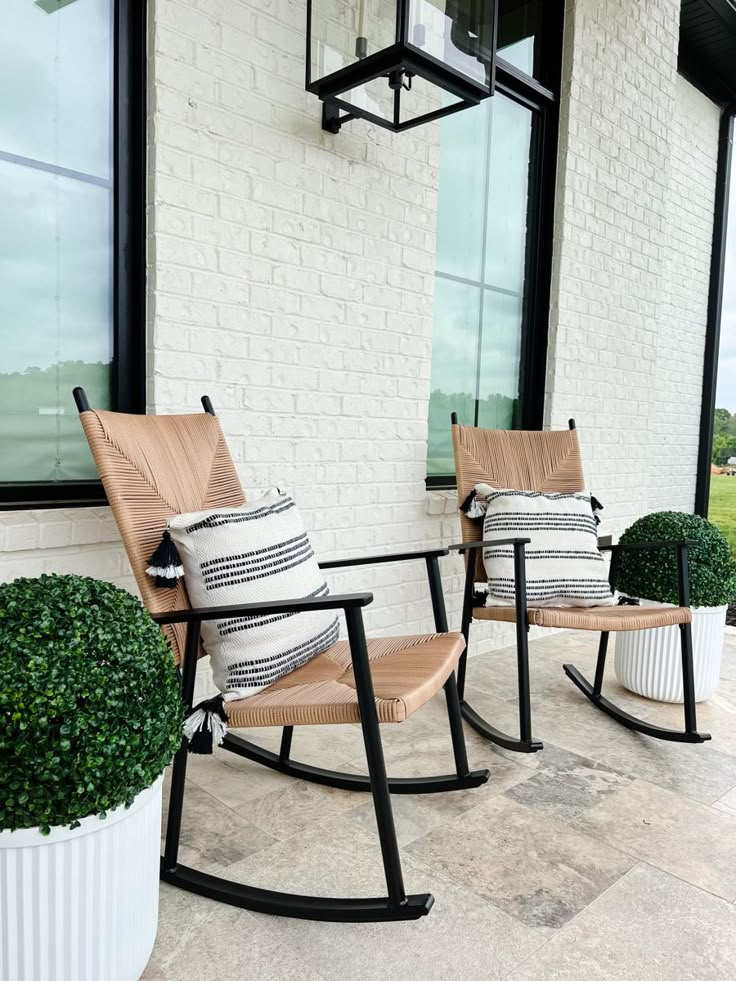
(708, 474), (736, 555)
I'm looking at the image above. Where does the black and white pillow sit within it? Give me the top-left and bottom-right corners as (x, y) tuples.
(471, 487), (614, 608)
(168, 489), (339, 699)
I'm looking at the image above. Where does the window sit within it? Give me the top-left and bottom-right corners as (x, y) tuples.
(696, 107), (736, 527)
(0, 0), (144, 508)
(426, 0), (563, 482)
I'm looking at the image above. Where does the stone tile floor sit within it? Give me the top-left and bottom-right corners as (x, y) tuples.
(143, 631), (736, 980)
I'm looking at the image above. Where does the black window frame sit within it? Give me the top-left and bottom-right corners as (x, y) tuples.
(426, 0), (564, 489)
(0, 0), (146, 511)
(681, 1), (736, 517)
(694, 101), (735, 517)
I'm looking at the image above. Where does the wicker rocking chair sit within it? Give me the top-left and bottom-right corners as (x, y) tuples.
(73, 388), (489, 923)
(450, 414), (711, 753)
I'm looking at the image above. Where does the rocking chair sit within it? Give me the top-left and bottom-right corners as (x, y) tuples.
(450, 414), (711, 753)
(74, 388), (489, 923)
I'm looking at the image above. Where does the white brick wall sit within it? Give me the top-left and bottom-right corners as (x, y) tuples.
(0, 0), (722, 659)
(547, 0), (720, 538)
(0, 509), (132, 592)
(148, 0), (461, 645)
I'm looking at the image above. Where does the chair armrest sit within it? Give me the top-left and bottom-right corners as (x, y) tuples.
(320, 547), (451, 632)
(152, 592), (373, 626)
(599, 539), (697, 553)
(449, 538), (531, 553)
(319, 547), (448, 569)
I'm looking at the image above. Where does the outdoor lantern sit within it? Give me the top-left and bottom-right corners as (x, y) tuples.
(306, 0), (498, 133)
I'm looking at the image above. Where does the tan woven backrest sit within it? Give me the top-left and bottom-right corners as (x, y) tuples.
(80, 408), (245, 663)
(451, 424), (586, 576)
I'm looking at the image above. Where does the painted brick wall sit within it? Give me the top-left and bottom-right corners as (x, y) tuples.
(649, 76), (721, 510)
(547, 0), (720, 538)
(147, 0), (456, 648)
(0, 0), (722, 661)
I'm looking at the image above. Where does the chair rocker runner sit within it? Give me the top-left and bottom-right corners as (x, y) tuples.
(74, 388), (488, 923)
(450, 413), (711, 752)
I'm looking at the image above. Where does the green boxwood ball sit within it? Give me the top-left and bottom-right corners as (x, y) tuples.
(0, 575), (183, 834)
(616, 511), (736, 608)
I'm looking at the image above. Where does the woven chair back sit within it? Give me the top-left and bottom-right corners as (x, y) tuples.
(79, 407), (245, 663)
(451, 423), (585, 578)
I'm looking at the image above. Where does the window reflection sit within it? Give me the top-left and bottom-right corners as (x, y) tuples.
(0, 0), (112, 178)
(0, 0), (113, 484)
(497, 0), (545, 80)
(708, 142), (736, 546)
(427, 93), (533, 476)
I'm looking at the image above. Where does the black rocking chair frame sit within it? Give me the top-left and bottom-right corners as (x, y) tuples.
(156, 594), (437, 921)
(155, 564), (488, 921)
(453, 536), (544, 754)
(451, 417), (711, 752)
(563, 539), (710, 744)
(150, 396), (488, 921)
(200, 394), (488, 797)
(221, 546), (490, 796)
(74, 388), (488, 922)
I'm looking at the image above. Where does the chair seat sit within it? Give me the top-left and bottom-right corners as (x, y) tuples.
(225, 632), (465, 728)
(474, 604), (692, 631)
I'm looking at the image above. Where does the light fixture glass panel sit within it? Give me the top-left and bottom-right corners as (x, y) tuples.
(408, 0), (493, 86)
(310, 0), (397, 83)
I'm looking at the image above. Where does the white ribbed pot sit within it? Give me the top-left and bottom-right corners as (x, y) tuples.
(614, 601), (727, 703)
(0, 774), (163, 981)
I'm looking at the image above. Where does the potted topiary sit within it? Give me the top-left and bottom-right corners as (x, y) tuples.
(0, 575), (183, 981)
(614, 511), (736, 702)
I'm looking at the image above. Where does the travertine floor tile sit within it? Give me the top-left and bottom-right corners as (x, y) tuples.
(406, 794), (634, 928)
(506, 864), (736, 981)
(574, 778), (736, 901)
(147, 633), (736, 981)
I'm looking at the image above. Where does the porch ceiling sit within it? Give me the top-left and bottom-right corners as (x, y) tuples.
(680, 0), (736, 104)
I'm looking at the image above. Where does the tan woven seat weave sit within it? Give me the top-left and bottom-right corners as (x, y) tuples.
(226, 632), (466, 727)
(474, 604), (692, 631)
(79, 405), (464, 728)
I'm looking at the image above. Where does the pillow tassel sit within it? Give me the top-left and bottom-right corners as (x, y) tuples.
(184, 695), (229, 754)
(146, 530), (184, 588)
(460, 483), (495, 520)
(460, 489), (487, 520)
(472, 583), (490, 607)
(459, 488), (476, 512)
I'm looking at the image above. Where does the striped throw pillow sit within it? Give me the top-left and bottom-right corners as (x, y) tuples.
(479, 488), (614, 608)
(168, 489), (339, 698)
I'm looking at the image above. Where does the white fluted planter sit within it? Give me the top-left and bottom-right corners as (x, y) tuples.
(614, 601), (726, 703)
(0, 774), (163, 981)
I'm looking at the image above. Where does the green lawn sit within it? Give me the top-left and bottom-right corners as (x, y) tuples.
(708, 474), (736, 555)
